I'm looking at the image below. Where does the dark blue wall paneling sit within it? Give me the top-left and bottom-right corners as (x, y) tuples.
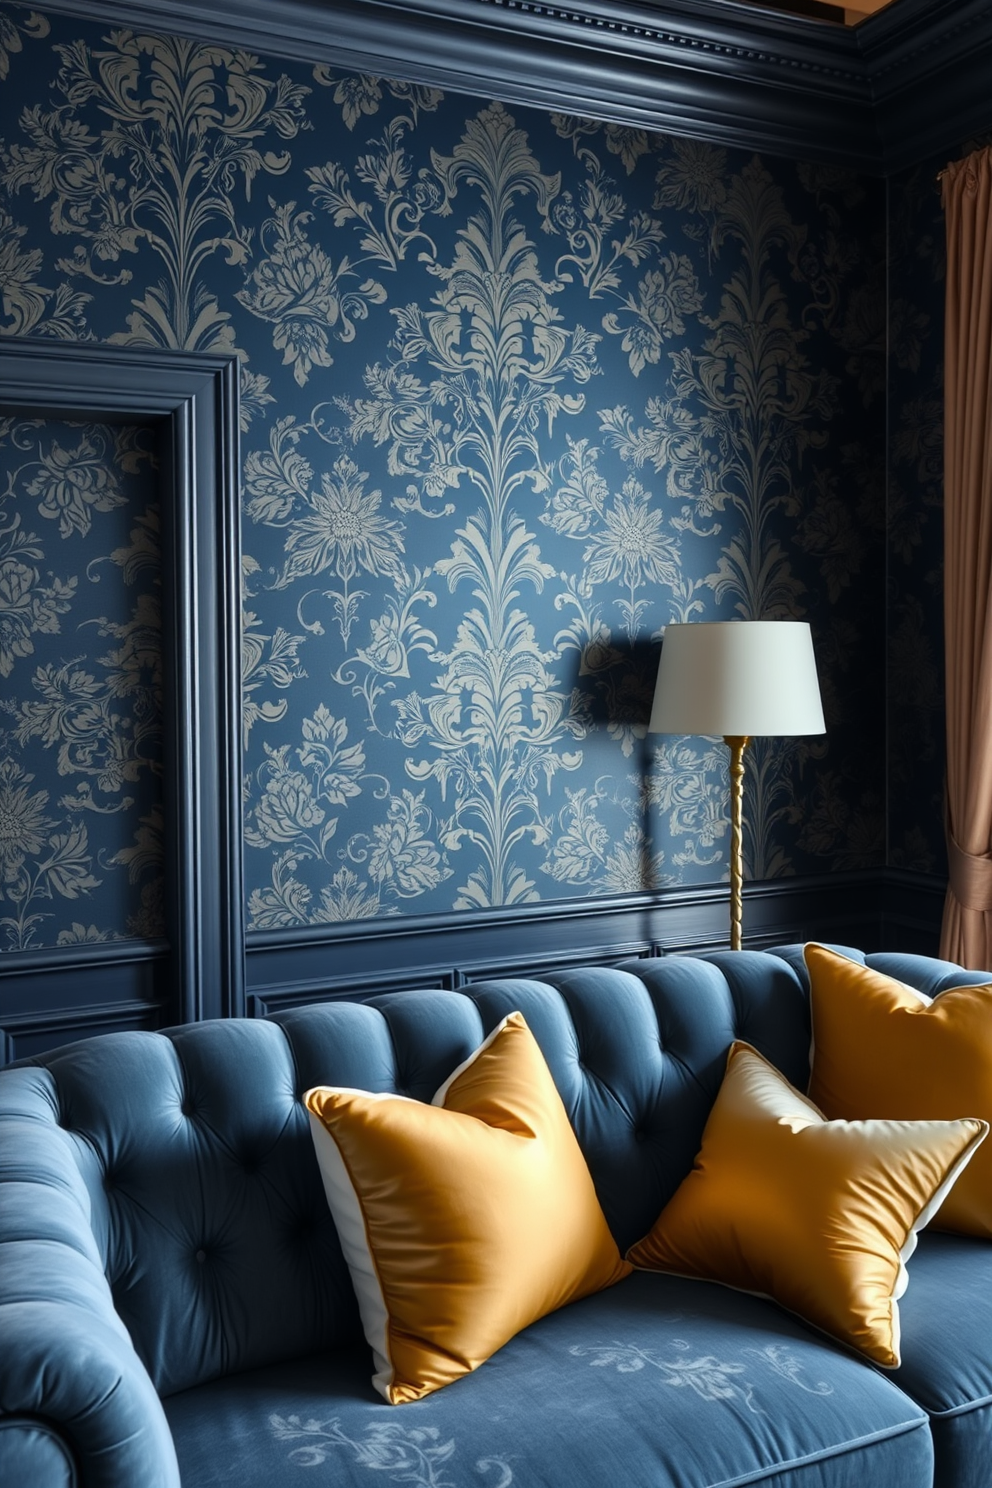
(0, 338), (243, 1055)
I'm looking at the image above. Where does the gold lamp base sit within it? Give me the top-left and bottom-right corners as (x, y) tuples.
(724, 735), (750, 952)
(649, 623), (825, 950)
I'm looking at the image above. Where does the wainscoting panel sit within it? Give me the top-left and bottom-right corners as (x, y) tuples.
(1, 869), (946, 1054)
(244, 870), (948, 1018)
(0, 941), (169, 1063)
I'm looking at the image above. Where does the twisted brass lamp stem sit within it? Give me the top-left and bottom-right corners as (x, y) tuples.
(724, 735), (749, 952)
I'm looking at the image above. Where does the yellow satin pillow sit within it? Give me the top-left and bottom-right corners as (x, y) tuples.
(807, 942), (992, 1238)
(305, 1011), (631, 1404)
(627, 1040), (985, 1367)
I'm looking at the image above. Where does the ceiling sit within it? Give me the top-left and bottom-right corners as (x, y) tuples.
(731, 0), (896, 24)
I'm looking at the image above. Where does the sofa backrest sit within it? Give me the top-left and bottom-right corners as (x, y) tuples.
(11, 943), (973, 1399)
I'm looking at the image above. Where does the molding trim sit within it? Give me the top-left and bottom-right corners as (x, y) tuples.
(0, 338), (244, 1033)
(245, 868), (947, 1015)
(0, 939), (169, 1062)
(0, 868), (945, 1050)
(863, 0), (992, 170)
(35, 0), (992, 172)
(0, 939), (167, 976)
(35, 0), (876, 167)
(0, 996), (170, 1065)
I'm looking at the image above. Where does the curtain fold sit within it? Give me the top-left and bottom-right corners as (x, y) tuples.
(939, 145), (992, 968)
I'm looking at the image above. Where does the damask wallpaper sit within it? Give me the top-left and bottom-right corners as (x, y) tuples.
(0, 6), (893, 945)
(0, 415), (163, 948)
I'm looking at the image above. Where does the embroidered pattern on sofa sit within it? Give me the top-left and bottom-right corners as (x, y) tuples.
(744, 1345), (834, 1396)
(268, 1417), (514, 1487)
(571, 1338), (834, 1412)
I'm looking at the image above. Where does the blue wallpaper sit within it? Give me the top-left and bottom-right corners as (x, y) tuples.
(0, 415), (163, 948)
(0, 8), (890, 941)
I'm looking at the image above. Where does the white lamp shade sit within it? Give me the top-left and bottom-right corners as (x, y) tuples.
(649, 621), (825, 738)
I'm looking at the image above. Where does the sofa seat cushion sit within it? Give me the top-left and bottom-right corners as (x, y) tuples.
(890, 1232), (992, 1488)
(163, 1272), (932, 1488)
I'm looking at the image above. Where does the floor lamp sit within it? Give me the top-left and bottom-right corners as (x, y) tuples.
(649, 621), (825, 951)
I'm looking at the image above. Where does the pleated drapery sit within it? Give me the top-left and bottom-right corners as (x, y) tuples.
(940, 145), (992, 968)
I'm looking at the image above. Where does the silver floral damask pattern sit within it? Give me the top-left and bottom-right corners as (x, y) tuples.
(0, 8), (888, 938)
(0, 417), (163, 948)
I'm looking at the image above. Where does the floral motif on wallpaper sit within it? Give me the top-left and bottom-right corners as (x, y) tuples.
(0, 9), (887, 935)
(0, 417), (163, 948)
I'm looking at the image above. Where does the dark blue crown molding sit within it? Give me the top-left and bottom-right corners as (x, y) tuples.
(861, 0), (992, 170)
(32, 0), (992, 173)
(0, 339), (244, 1058)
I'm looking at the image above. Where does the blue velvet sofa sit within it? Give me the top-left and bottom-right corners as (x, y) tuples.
(4, 945), (992, 1488)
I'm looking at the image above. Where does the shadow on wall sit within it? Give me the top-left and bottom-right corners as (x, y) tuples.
(565, 634), (670, 894)
(569, 633), (662, 733)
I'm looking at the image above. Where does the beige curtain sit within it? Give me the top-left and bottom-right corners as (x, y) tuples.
(940, 145), (992, 968)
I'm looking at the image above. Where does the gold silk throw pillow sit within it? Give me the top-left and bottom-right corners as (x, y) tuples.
(627, 1041), (986, 1367)
(305, 1011), (631, 1404)
(807, 941), (992, 1238)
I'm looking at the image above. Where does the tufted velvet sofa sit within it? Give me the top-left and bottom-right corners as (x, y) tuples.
(4, 945), (992, 1488)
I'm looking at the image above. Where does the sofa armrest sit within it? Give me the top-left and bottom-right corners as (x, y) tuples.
(0, 1070), (180, 1488)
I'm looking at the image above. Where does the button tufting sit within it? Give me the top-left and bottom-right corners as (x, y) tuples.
(195, 1249), (207, 1264)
